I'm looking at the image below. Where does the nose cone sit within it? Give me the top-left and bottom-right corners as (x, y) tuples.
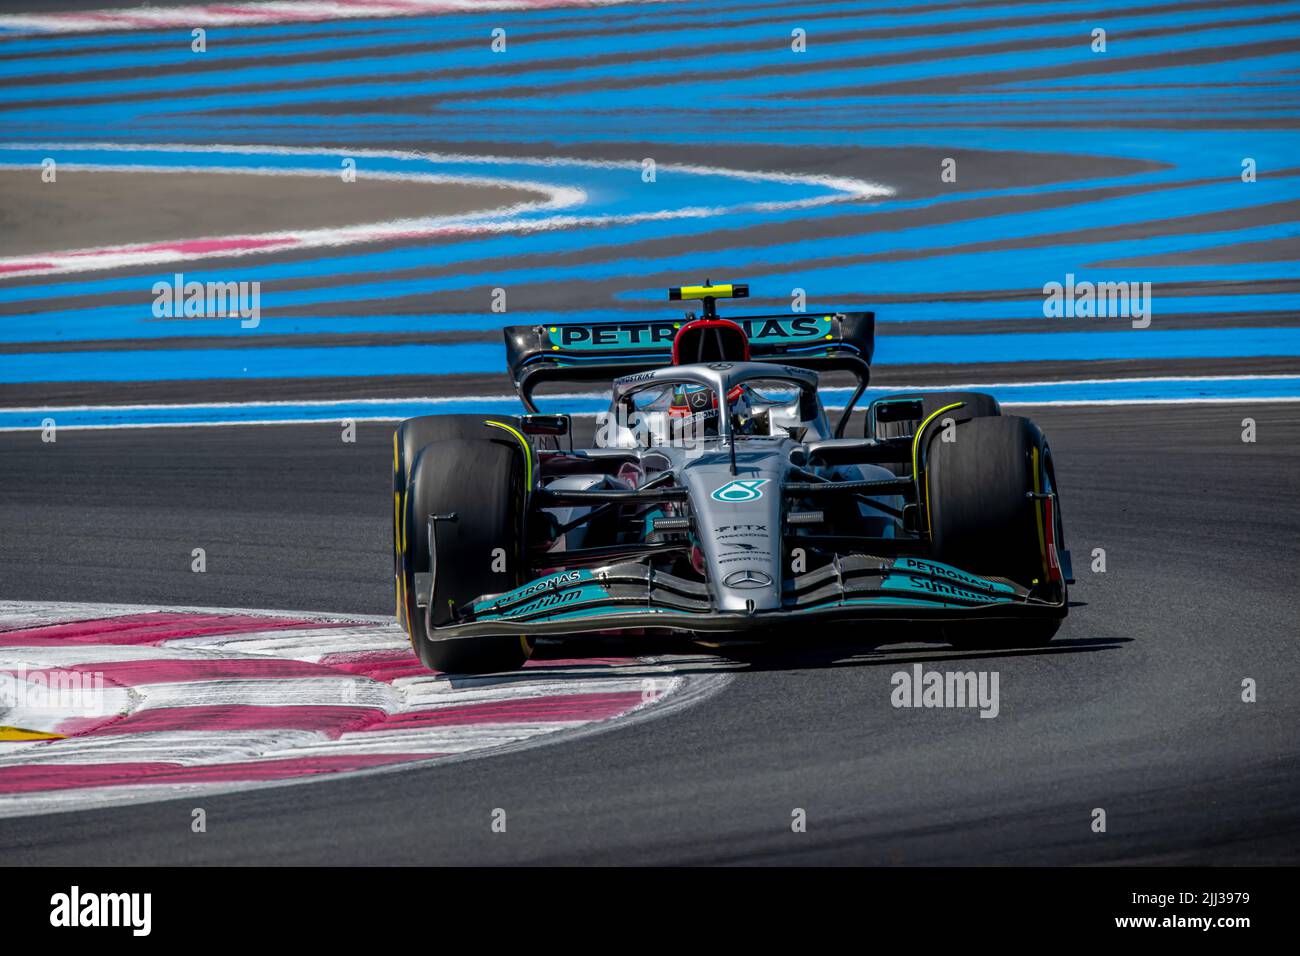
(684, 463), (784, 612)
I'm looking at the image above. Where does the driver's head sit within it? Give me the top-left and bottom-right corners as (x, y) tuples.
(671, 318), (750, 365)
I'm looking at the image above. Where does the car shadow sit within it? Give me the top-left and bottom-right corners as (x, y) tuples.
(447, 631), (1128, 686)
(704, 634), (1129, 673)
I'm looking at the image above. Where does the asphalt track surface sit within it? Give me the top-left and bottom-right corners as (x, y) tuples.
(2, 403), (1297, 864)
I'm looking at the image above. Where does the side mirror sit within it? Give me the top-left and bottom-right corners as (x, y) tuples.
(521, 414), (569, 436)
(873, 399), (923, 423)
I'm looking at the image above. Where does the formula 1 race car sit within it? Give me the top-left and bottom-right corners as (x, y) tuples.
(393, 283), (1072, 673)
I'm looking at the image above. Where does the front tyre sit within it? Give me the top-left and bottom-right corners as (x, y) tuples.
(924, 415), (1065, 649)
(400, 437), (533, 674)
(392, 415), (519, 633)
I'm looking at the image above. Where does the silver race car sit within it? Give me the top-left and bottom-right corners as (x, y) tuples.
(393, 283), (1071, 672)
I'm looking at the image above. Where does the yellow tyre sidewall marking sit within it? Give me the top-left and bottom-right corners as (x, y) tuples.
(910, 401), (965, 533)
(483, 420), (535, 660)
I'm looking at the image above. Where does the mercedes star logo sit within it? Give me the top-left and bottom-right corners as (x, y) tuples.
(724, 569), (773, 589)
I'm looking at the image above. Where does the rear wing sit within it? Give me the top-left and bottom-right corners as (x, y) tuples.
(503, 311), (875, 415)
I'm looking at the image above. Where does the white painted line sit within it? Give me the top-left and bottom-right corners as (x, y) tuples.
(8, 375), (1298, 416)
(0, 142), (891, 278)
(997, 396), (1300, 407)
(0, 159), (582, 278)
(0, 0), (678, 35)
(1, 141), (893, 199)
(0, 393), (590, 414)
(3, 395), (1299, 431)
(860, 374), (1300, 389)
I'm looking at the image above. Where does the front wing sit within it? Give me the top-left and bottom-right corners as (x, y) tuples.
(418, 555), (1066, 642)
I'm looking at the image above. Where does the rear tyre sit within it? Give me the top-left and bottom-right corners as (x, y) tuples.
(399, 437), (533, 674)
(924, 415), (1064, 649)
(392, 415), (519, 633)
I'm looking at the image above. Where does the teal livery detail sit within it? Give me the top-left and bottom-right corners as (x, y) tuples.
(891, 557), (1018, 596)
(879, 572), (1014, 605)
(473, 569), (608, 620)
(545, 315), (835, 352)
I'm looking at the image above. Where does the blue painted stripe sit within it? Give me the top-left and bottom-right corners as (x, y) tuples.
(2, 329), (1297, 385)
(0, 0), (1295, 407)
(3, 297), (1296, 347)
(0, 144), (1293, 327)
